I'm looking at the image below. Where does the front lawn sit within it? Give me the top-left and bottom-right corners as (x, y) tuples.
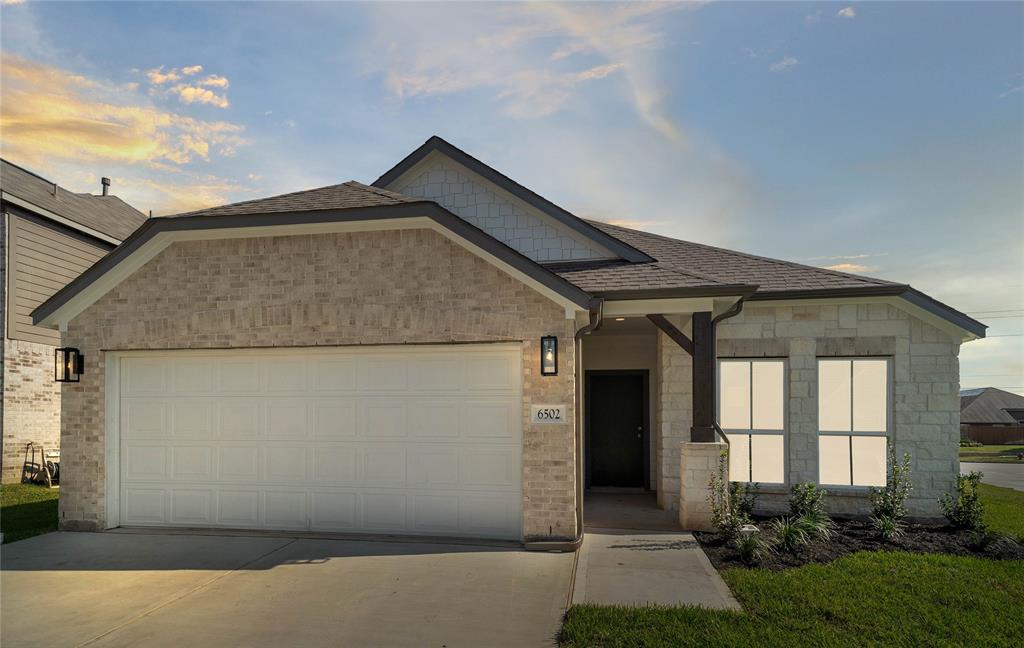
(980, 483), (1024, 540)
(561, 552), (1024, 647)
(1, 483), (59, 543)
(960, 444), (1024, 463)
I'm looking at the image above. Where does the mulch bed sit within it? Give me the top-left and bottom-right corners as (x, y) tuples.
(695, 518), (1024, 571)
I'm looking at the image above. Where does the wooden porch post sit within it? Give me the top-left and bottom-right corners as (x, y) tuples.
(691, 311), (716, 443)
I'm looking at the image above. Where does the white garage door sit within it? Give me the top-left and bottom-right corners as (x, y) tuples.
(114, 345), (523, 540)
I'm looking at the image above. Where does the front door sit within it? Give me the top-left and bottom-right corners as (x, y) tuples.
(587, 372), (647, 488)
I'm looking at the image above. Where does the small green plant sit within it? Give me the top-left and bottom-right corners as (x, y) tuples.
(771, 517), (810, 552)
(871, 515), (906, 542)
(789, 482), (827, 519)
(708, 451), (756, 539)
(968, 526), (997, 551)
(868, 442), (913, 540)
(797, 511), (836, 541)
(959, 439), (983, 448)
(733, 530), (773, 565)
(939, 471), (986, 530)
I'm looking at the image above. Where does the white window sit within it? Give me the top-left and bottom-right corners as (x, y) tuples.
(817, 358), (890, 487)
(718, 359), (786, 484)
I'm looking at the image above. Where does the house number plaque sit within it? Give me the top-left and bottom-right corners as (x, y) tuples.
(531, 404), (567, 424)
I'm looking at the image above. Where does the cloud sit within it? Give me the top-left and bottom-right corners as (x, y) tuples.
(1, 0), (26, 5)
(146, 64), (204, 85)
(823, 262), (879, 274)
(769, 56), (799, 72)
(181, 64), (204, 76)
(199, 74), (229, 88)
(804, 10), (822, 26)
(837, 7), (856, 19)
(364, 2), (688, 140)
(0, 52), (247, 168)
(170, 83), (230, 108)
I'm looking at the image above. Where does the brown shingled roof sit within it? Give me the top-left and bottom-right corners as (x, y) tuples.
(169, 181), (418, 218)
(581, 220), (903, 296)
(1, 159), (147, 241)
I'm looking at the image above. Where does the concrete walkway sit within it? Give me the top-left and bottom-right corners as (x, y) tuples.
(571, 528), (740, 609)
(1, 531), (574, 648)
(961, 461), (1024, 491)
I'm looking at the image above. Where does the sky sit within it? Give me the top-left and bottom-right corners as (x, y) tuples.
(1, 1), (1022, 394)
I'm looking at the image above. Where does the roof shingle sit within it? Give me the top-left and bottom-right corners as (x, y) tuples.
(1, 159), (147, 241)
(169, 181), (419, 219)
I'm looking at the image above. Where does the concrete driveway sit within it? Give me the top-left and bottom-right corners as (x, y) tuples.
(961, 461), (1024, 491)
(1, 531), (574, 648)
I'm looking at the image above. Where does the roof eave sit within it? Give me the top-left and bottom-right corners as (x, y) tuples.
(593, 285), (759, 301)
(372, 136), (655, 264)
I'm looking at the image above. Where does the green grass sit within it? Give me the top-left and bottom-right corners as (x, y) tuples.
(979, 483), (1024, 540)
(960, 444), (1024, 464)
(560, 552), (1024, 647)
(1, 484), (59, 543)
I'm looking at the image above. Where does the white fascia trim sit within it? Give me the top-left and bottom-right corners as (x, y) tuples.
(746, 295), (980, 344)
(1, 191), (123, 245)
(40, 216), (585, 329)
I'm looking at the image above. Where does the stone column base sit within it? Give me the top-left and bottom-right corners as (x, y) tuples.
(679, 442), (728, 531)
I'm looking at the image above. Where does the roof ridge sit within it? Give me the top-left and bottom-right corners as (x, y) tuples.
(169, 180), (371, 218)
(346, 180), (417, 202)
(588, 219), (898, 288)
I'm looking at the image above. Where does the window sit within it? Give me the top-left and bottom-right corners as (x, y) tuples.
(718, 359), (785, 484)
(817, 358), (890, 487)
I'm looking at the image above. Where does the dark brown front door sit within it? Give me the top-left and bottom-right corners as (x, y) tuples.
(587, 372), (647, 488)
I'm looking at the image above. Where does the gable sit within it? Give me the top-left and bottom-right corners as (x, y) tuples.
(380, 150), (617, 263)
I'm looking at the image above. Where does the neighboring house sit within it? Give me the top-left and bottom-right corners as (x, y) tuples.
(1, 160), (147, 482)
(31, 137), (985, 542)
(960, 387), (1024, 444)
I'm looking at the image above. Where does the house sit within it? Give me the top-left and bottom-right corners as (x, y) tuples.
(960, 387), (1024, 444)
(31, 137), (985, 543)
(1, 160), (147, 483)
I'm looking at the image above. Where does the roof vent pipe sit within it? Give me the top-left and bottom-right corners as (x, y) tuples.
(101, 177), (111, 196)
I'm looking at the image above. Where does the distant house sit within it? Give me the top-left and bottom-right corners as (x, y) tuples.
(1, 160), (147, 482)
(960, 387), (1024, 444)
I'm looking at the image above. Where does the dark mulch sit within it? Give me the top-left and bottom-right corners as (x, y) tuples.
(696, 517), (1024, 571)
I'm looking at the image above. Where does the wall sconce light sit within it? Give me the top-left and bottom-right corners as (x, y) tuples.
(540, 336), (558, 376)
(55, 347), (84, 383)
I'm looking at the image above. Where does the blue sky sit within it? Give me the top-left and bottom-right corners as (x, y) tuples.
(2, 1), (1022, 393)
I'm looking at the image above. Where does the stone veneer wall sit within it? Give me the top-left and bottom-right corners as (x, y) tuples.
(715, 302), (962, 518)
(1, 339), (61, 482)
(390, 155), (609, 262)
(59, 229), (578, 539)
(656, 324), (693, 511)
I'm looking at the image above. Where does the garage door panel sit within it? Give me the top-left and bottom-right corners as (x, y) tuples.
(313, 400), (357, 438)
(171, 446), (214, 480)
(216, 490), (260, 526)
(266, 401), (310, 439)
(219, 446), (260, 481)
(313, 446), (358, 483)
(311, 492), (358, 530)
(265, 491), (308, 528)
(218, 400), (262, 439)
(170, 489), (213, 524)
(118, 345), (523, 539)
(361, 493), (407, 531)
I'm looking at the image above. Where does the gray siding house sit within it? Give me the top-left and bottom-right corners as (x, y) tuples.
(31, 137), (984, 543)
(1, 160), (146, 482)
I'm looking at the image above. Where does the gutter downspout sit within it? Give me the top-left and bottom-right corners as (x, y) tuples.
(710, 297), (746, 445)
(524, 298), (603, 552)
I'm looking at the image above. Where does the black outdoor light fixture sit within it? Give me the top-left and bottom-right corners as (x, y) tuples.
(55, 347), (84, 383)
(540, 336), (558, 376)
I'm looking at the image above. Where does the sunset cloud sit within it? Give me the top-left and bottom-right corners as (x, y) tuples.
(0, 52), (247, 168)
(837, 7), (856, 20)
(170, 83), (230, 108)
(823, 262), (879, 274)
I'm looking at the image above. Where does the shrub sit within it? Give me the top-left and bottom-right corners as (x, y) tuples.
(708, 451), (756, 539)
(959, 439), (982, 448)
(871, 515), (906, 542)
(733, 530), (773, 565)
(868, 442), (912, 540)
(939, 471), (986, 530)
(797, 511), (836, 541)
(968, 526), (997, 551)
(789, 482), (827, 519)
(771, 517), (810, 552)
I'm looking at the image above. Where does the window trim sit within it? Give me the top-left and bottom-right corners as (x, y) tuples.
(815, 356), (894, 487)
(717, 357), (789, 485)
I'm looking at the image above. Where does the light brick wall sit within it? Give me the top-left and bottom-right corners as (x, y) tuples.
(656, 327), (692, 510)
(716, 302), (961, 518)
(679, 442), (728, 531)
(2, 339), (61, 483)
(59, 229), (578, 540)
(390, 155), (610, 262)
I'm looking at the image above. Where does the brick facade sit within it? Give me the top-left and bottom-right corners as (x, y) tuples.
(714, 302), (961, 518)
(59, 228), (578, 539)
(2, 339), (61, 483)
